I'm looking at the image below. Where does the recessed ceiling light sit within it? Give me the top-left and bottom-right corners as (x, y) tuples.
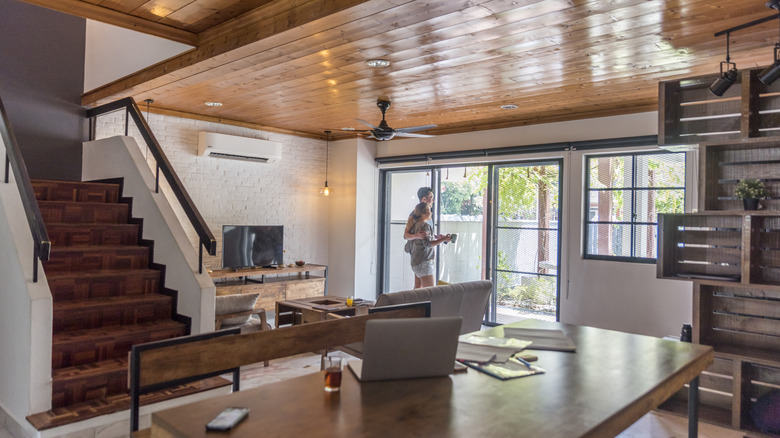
(501, 104), (518, 110)
(341, 127), (356, 131)
(205, 102), (223, 107)
(366, 59), (391, 68)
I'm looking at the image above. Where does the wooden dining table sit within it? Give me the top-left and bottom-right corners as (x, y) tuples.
(149, 319), (713, 438)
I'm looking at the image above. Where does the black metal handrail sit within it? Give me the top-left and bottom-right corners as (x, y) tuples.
(86, 97), (216, 272)
(0, 96), (51, 282)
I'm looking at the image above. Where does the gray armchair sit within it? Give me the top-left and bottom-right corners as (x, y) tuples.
(338, 280), (492, 358)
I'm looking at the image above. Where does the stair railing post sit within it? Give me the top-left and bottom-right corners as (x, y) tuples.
(199, 243), (203, 274)
(32, 244), (38, 283)
(125, 108), (129, 136)
(89, 116), (96, 141)
(155, 165), (160, 194)
(4, 154), (8, 183)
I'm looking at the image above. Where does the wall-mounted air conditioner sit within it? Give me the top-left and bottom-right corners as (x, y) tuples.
(197, 131), (282, 163)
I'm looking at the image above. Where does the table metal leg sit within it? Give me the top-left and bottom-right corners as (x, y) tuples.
(688, 376), (699, 438)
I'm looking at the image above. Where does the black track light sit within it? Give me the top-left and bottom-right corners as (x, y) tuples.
(710, 32), (738, 96)
(760, 45), (780, 85)
(710, 63), (739, 96)
(760, 10), (780, 86)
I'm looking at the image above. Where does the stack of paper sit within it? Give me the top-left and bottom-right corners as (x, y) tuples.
(503, 328), (576, 352)
(456, 335), (544, 380)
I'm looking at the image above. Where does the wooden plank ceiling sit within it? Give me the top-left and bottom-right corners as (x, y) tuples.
(21, 0), (780, 140)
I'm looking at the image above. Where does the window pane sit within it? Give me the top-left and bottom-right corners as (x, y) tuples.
(633, 224), (658, 258)
(497, 228), (557, 274)
(585, 151), (685, 262)
(635, 153), (686, 188)
(495, 165), (559, 227)
(495, 271), (556, 322)
(438, 166), (487, 285)
(589, 156), (631, 189)
(586, 223), (632, 257)
(634, 189), (685, 223)
(587, 190), (629, 222)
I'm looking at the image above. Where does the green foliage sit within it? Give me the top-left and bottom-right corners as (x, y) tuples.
(734, 179), (768, 199)
(495, 251), (555, 311)
(440, 180), (483, 215)
(496, 275), (556, 311)
(468, 165), (559, 221)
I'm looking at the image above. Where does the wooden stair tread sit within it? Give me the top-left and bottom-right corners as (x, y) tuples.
(49, 245), (148, 253)
(32, 179), (120, 189)
(37, 200), (125, 207)
(53, 294), (171, 311)
(26, 376), (232, 431)
(31, 179), (120, 203)
(45, 222), (138, 229)
(52, 320), (186, 344)
(45, 268), (161, 280)
(52, 357), (128, 380)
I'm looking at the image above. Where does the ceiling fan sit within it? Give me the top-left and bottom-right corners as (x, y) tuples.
(345, 100), (436, 141)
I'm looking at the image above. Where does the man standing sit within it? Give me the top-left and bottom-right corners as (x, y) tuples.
(404, 187), (435, 240)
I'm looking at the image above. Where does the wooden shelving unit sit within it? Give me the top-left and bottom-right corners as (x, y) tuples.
(657, 71), (780, 437)
(209, 264), (328, 311)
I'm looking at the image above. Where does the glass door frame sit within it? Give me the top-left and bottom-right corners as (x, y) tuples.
(377, 158), (564, 324)
(487, 159), (564, 324)
(376, 168), (440, 295)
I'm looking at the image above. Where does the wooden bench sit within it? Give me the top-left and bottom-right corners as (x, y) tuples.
(129, 302), (430, 433)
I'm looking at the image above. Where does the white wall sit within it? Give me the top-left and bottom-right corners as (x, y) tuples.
(93, 112), (330, 274)
(375, 111), (694, 338)
(82, 136), (216, 333)
(376, 112), (659, 158)
(84, 20), (192, 91)
(0, 136), (53, 429)
(326, 137), (379, 300)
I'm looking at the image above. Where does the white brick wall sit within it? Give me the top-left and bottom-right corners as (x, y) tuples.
(93, 111), (330, 271)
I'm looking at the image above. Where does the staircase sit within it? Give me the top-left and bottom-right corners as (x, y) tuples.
(25, 179), (225, 431)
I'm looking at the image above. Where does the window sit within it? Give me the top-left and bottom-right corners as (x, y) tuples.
(584, 151), (685, 262)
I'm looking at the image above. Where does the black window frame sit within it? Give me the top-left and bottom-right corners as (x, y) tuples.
(583, 150), (686, 264)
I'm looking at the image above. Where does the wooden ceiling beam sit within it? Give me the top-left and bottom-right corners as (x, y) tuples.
(16, 0), (199, 45)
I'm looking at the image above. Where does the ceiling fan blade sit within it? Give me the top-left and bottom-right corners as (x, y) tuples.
(394, 132), (435, 138)
(338, 128), (372, 132)
(356, 119), (379, 129)
(395, 124), (437, 133)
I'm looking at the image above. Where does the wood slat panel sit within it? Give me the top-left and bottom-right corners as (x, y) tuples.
(710, 329), (780, 352)
(711, 294), (780, 320)
(711, 313), (780, 338)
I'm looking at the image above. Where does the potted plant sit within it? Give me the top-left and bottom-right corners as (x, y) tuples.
(734, 179), (768, 210)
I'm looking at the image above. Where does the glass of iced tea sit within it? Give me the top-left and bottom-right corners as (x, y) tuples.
(324, 356), (342, 392)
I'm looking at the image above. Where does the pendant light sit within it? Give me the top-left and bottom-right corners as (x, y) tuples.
(320, 131), (331, 196)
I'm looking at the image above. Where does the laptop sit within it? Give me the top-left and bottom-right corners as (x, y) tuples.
(348, 316), (462, 381)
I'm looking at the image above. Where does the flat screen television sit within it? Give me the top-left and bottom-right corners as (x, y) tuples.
(222, 225), (283, 269)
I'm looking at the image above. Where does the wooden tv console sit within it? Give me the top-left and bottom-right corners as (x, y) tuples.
(209, 264), (328, 311)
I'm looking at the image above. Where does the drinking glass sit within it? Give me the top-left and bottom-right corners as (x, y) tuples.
(324, 356), (342, 392)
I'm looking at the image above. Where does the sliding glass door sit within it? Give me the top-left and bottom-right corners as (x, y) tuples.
(489, 161), (562, 323)
(382, 170), (435, 292)
(437, 166), (488, 285)
(379, 160), (562, 325)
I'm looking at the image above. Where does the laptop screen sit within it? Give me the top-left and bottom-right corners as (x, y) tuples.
(349, 316), (462, 381)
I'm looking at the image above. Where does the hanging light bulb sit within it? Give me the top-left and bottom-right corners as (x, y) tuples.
(320, 131), (331, 196)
